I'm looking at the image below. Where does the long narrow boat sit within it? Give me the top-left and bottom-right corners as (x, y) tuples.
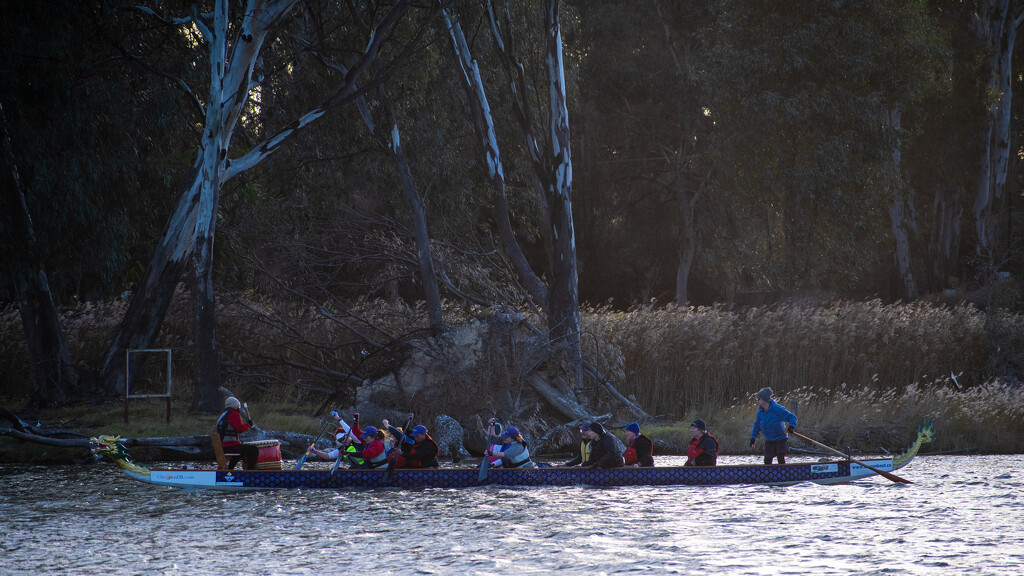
(92, 422), (934, 491)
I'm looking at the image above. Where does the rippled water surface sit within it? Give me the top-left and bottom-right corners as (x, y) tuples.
(2, 455), (1022, 575)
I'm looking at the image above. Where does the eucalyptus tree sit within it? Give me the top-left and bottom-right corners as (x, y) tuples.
(97, 0), (416, 410)
(479, 0), (584, 389)
(961, 0), (1024, 262)
(440, 3), (547, 309)
(702, 0), (948, 297)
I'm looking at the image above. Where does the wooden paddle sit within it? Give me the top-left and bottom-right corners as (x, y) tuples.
(790, 430), (913, 484)
(294, 419), (332, 471)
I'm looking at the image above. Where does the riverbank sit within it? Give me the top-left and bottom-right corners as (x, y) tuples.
(3, 378), (1020, 464)
(3, 298), (1023, 460)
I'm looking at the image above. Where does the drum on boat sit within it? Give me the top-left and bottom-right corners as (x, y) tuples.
(245, 439), (282, 470)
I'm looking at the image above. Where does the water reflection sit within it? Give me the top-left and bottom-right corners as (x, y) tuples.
(2, 456), (1021, 575)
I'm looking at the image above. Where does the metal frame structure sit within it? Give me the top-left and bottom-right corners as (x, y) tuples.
(124, 348), (173, 424)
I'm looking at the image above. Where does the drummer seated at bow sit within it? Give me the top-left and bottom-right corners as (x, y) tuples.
(217, 397), (258, 470)
(385, 416), (439, 469)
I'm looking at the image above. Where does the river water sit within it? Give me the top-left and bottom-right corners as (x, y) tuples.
(1, 454), (1021, 576)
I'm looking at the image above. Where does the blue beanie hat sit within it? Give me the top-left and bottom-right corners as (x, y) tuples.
(411, 425), (427, 436)
(360, 426), (378, 440)
(690, 419), (707, 431)
(500, 426), (520, 438)
(625, 422), (641, 435)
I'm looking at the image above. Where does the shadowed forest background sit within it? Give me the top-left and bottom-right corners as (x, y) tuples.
(2, 0), (1023, 454)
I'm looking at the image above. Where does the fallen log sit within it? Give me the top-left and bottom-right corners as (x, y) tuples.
(1, 426), (329, 462)
(534, 412), (612, 451)
(527, 374), (590, 421)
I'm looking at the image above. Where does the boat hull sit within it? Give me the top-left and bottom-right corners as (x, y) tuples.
(122, 458), (898, 491)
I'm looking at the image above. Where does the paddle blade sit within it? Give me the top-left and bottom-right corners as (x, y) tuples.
(293, 450), (310, 471)
(478, 456), (490, 483)
(330, 456), (343, 476)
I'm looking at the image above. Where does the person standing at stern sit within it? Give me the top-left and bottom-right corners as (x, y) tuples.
(749, 387), (797, 465)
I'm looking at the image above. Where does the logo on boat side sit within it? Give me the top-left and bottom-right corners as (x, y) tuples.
(811, 464), (838, 474)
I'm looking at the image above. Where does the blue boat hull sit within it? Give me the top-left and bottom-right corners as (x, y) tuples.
(124, 458), (898, 491)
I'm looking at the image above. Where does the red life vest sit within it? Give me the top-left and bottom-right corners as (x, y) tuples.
(623, 434), (652, 465)
(687, 433), (719, 462)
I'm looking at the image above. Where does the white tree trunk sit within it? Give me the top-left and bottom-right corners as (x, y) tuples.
(971, 1), (1022, 256)
(676, 190), (697, 306)
(888, 109), (918, 300)
(357, 85), (445, 334)
(543, 0), (583, 390)
(442, 8), (547, 307)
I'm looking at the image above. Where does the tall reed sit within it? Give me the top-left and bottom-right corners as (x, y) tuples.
(582, 300), (1012, 415)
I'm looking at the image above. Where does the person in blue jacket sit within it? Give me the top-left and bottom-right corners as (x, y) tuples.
(749, 387), (797, 464)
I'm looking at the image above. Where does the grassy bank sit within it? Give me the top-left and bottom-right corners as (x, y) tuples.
(3, 298), (1023, 457)
(6, 378), (1017, 463)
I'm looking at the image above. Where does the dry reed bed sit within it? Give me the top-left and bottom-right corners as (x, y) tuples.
(583, 301), (1024, 453)
(3, 299), (1022, 452)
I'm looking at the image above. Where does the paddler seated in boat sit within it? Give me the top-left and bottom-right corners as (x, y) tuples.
(622, 422), (654, 467)
(217, 397), (258, 469)
(346, 425), (390, 469)
(486, 425), (537, 469)
(309, 428), (354, 463)
(684, 418), (719, 467)
(386, 422), (439, 468)
(750, 387), (797, 465)
(581, 422), (625, 468)
(560, 422), (593, 467)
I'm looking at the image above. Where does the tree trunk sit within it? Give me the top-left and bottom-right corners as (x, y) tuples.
(890, 199), (918, 300)
(542, 0), (583, 390)
(971, 2), (1022, 257)
(1, 100), (77, 406)
(927, 191), (964, 292)
(394, 127), (445, 334)
(357, 84), (445, 334)
(191, 229), (223, 411)
(99, 167), (202, 395)
(676, 186), (697, 306)
(16, 271), (77, 406)
(191, 0), (230, 411)
(888, 109), (918, 301)
(442, 8), (548, 307)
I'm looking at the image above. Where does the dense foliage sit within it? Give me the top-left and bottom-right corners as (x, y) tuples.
(3, 0), (1024, 412)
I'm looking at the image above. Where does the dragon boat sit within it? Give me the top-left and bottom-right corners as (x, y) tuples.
(92, 422), (934, 491)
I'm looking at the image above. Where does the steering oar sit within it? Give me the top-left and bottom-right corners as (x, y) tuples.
(790, 430), (913, 484)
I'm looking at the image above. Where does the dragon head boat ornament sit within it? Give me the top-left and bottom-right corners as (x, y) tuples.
(90, 435), (150, 476)
(892, 420), (936, 469)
